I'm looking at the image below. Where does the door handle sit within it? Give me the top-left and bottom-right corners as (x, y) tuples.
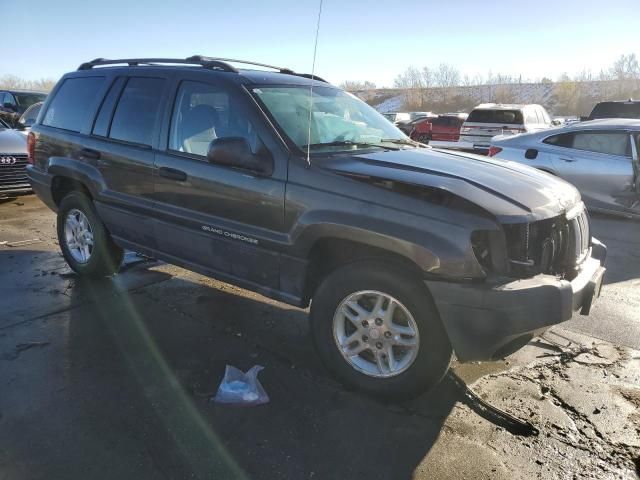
(159, 166), (187, 181)
(560, 157), (577, 163)
(78, 148), (101, 160)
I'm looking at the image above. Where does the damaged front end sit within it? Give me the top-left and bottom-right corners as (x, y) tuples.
(472, 203), (594, 281)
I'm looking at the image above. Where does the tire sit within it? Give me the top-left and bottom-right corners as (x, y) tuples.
(57, 191), (123, 277)
(310, 261), (452, 399)
(417, 134), (430, 144)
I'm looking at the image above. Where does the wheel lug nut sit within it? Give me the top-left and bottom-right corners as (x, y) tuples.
(361, 320), (368, 327)
(362, 335), (368, 342)
(376, 342), (383, 349)
(384, 331), (392, 338)
(375, 318), (383, 326)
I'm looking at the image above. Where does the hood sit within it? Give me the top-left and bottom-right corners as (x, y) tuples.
(321, 147), (581, 223)
(0, 128), (28, 155)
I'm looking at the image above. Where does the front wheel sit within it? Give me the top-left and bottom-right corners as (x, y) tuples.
(57, 191), (124, 277)
(310, 261), (452, 399)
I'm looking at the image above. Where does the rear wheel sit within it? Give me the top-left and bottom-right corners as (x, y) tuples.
(310, 261), (452, 399)
(57, 191), (123, 277)
(417, 134), (431, 144)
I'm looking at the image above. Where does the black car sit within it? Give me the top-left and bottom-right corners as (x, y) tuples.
(27, 56), (606, 398)
(0, 89), (47, 127)
(587, 99), (640, 120)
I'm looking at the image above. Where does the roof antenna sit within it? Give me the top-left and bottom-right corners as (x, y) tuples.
(306, 0), (324, 167)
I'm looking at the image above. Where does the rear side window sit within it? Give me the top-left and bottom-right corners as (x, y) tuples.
(467, 109), (524, 124)
(544, 133), (574, 147)
(43, 77), (105, 132)
(109, 77), (166, 146)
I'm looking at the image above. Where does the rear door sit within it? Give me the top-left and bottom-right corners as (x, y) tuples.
(152, 75), (286, 291)
(84, 74), (170, 248)
(544, 129), (636, 212)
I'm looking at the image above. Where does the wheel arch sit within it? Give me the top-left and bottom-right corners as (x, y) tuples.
(48, 157), (107, 205)
(301, 235), (432, 306)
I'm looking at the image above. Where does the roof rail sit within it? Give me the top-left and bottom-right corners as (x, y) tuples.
(77, 55), (329, 83)
(77, 57), (238, 72)
(186, 55), (294, 74)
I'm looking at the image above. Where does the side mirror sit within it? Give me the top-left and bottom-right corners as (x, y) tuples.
(525, 148), (538, 160)
(207, 137), (273, 176)
(2, 102), (16, 112)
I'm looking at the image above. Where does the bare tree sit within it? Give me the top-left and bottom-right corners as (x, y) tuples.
(434, 63), (460, 88)
(339, 80), (376, 91)
(0, 74), (57, 91)
(393, 66), (424, 89)
(610, 53), (640, 80)
(421, 67), (434, 89)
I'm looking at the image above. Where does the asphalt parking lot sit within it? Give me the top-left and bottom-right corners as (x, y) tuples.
(1, 194), (639, 480)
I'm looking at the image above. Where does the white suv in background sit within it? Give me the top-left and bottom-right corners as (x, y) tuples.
(460, 103), (552, 153)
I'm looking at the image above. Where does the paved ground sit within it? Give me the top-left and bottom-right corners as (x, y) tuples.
(1, 194), (639, 479)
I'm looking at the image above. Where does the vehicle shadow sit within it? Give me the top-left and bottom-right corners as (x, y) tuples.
(58, 271), (516, 480)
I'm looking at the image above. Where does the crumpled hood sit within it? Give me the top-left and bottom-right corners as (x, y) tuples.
(321, 147), (581, 223)
(0, 128), (28, 154)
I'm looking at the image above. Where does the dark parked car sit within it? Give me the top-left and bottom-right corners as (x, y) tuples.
(27, 56), (606, 398)
(587, 99), (640, 120)
(0, 89), (47, 127)
(0, 117), (30, 195)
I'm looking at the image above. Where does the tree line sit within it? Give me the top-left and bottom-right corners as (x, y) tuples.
(0, 75), (57, 92)
(341, 54), (640, 116)
(340, 54), (640, 91)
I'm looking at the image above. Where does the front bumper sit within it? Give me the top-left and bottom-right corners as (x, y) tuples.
(426, 238), (607, 362)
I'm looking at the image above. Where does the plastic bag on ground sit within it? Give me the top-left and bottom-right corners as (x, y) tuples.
(212, 365), (269, 406)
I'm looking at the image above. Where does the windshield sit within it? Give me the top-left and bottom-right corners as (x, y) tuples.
(15, 93), (47, 109)
(252, 86), (409, 152)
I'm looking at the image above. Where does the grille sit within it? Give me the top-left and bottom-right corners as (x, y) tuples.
(568, 207), (590, 265)
(0, 155), (29, 191)
(504, 204), (591, 278)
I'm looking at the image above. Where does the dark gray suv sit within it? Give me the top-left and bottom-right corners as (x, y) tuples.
(27, 56), (607, 398)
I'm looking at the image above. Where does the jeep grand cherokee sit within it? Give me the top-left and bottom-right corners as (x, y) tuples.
(26, 56), (606, 398)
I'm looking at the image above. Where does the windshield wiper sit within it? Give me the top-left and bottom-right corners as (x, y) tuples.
(379, 138), (422, 147)
(305, 140), (399, 150)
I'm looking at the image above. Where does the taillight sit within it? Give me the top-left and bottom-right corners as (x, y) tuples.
(27, 132), (36, 165)
(488, 146), (502, 157)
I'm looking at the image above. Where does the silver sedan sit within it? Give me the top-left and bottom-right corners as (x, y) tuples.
(489, 119), (640, 218)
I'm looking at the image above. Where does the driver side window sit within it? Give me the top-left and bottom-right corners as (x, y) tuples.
(169, 80), (256, 158)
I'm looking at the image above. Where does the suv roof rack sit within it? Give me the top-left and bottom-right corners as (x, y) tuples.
(77, 55), (329, 83)
(77, 57), (239, 72)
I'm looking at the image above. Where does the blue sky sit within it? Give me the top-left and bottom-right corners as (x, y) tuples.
(4, 0), (639, 87)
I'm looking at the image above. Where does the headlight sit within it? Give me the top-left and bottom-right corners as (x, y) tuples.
(471, 230), (508, 275)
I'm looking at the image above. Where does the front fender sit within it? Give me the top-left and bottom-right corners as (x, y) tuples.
(289, 209), (489, 280)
